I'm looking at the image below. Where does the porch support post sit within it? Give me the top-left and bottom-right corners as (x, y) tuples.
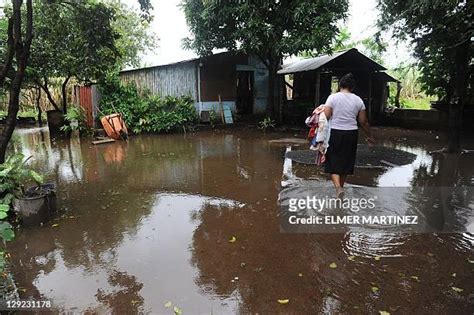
(314, 70), (321, 106)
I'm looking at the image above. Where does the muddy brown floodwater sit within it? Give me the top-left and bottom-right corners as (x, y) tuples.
(6, 126), (474, 314)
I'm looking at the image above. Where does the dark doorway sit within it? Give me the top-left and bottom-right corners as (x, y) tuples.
(236, 71), (254, 114)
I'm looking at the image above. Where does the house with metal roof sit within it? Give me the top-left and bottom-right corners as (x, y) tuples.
(278, 48), (399, 124)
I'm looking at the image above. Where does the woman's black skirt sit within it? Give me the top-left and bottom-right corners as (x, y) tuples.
(324, 129), (358, 175)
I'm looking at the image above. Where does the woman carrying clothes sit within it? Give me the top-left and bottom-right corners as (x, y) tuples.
(317, 73), (374, 195)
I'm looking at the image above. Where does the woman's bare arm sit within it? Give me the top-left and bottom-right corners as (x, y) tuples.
(357, 110), (375, 145)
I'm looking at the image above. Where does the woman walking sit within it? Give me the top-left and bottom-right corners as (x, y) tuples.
(319, 73), (374, 195)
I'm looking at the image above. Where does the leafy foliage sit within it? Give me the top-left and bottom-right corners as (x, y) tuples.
(377, 0), (472, 100)
(60, 105), (91, 135)
(258, 117), (276, 131)
(99, 73), (197, 134)
(0, 153), (43, 246)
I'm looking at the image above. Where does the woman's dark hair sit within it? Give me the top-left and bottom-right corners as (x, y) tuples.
(339, 73), (356, 91)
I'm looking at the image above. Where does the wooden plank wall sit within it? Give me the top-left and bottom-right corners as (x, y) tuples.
(120, 62), (198, 99)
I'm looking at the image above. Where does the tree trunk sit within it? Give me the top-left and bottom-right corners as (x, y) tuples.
(36, 88), (43, 126)
(38, 77), (60, 111)
(0, 0), (33, 163)
(61, 76), (71, 115)
(264, 54), (282, 117)
(446, 41), (469, 153)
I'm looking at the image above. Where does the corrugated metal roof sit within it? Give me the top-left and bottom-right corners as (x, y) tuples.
(277, 48), (386, 75)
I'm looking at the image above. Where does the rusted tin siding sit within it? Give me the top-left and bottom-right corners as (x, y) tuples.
(120, 61), (198, 99)
(74, 85), (101, 128)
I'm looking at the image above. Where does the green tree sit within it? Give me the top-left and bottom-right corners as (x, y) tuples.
(27, 0), (119, 114)
(182, 0), (349, 116)
(0, 0), (33, 163)
(377, 0), (473, 152)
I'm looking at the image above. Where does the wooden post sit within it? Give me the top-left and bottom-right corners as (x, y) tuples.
(368, 73), (372, 123)
(314, 70), (321, 106)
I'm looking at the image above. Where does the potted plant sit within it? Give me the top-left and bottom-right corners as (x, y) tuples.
(0, 154), (55, 226)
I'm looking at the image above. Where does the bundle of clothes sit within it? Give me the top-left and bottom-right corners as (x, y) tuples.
(305, 105), (331, 166)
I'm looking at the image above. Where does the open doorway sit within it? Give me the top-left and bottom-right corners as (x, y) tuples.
(236, 71), (254, 114)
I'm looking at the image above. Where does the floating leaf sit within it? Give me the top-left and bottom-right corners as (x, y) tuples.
(451, 287), (463, 293)
(379, 311), (391, 315)
(277, 299), (290, 304)
(329, 262), (337, 269)
(374, 256), (381, 261)
(228, 236), (237, 243)
(51, 223), (59, 228)
(371, 286), (379, 293)
(164, 301), (172, 308)
(348, 256), (356, 261)
(173, 306), (182, 315)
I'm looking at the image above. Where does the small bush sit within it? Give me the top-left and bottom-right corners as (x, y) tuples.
(258, 117), (276, 131)
(99, 73), (197, 134)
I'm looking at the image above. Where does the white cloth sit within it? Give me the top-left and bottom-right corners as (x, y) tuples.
(325, 92), (365, 130)
(313, 112), (330, 153)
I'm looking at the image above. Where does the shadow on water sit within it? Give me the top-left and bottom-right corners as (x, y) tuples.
(6, 126), (474, 313)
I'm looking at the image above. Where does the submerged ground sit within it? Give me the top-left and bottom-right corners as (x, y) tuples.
(7, 126), (474, 314)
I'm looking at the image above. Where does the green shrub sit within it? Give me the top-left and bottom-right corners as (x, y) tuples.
(0, 154), (44, 271)
(258, 116), (276, 131)
(98, 73), (197, 134)
(60, 105), (91, 135)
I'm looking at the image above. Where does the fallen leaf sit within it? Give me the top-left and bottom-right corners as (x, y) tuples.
(51, 223), (59, 228)
(451, 287), (464, 293)
(329, 262), (337, 269)
(379, 311), (391, 315)
(410, 275), (420, 282)
(228, 236), (237, 243)
(371, 286), (379, 293)
(173, 306), (182, 315)
(164, 301), (172, 308)
(277, 299), (290, 304)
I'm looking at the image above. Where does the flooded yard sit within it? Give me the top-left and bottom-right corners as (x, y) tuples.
(7, 126), (474, 314)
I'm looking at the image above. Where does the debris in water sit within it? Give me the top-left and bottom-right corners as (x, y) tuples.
(164, 301), (172, 308)
(371, 286), (380, 293)
(410, 275), (420, 282)
(348, 256), (356, 261)
(379, 311), (390, 315)
(329, 262), (337, 269)
(240, 262), (246, 268)
(277, 299), (290, 304)
(51, 223), (59, 228)
(173, 306), (182, 315)
(374, 256), (381, 261)
(451, 287), (464, 293)
(228, 236), (237, 243)
(298, 273), (303, 277)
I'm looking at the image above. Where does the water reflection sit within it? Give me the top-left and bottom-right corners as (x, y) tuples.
(6, 127), (474, 314)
